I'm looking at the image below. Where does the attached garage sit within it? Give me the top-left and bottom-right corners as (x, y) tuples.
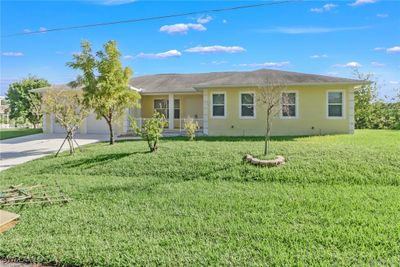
(86, 113), (109, 134)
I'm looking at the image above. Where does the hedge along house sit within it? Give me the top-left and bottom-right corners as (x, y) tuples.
(39, 69), (365, 136)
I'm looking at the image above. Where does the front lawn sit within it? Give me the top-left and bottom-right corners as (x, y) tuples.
(0, 130), (399, 266)
(0, 128), (42, 140)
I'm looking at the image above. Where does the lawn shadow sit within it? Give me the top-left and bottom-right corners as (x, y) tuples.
(61, 151), (149, 169)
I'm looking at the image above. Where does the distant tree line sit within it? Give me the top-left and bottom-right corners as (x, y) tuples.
(354, 70), (400, 130)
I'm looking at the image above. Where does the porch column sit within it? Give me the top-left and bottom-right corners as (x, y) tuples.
(168, 94), (174, 130)
(202, 89), (209, 135)
(50, 113), (54, 134)
(42, 113), (47, 133)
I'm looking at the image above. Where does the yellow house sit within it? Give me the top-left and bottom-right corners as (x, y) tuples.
(41, 69), (364, 136)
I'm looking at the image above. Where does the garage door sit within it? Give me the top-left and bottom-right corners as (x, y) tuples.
(86, 113), (109, 134)
(53, 120), (66, 133)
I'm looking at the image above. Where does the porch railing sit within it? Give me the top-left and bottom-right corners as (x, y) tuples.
(132, 117), (204, 132)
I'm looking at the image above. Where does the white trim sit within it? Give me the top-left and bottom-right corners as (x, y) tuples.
(168, 94), (174, 130)
(326, 90), (346, 119)
(210, 92), (227, 119)
(203, 89), (209, 134)
(239, 91), (256, 119)
(280, 90), (299, 119)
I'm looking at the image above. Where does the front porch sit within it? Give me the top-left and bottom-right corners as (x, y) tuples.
(132, 93), (205, 132)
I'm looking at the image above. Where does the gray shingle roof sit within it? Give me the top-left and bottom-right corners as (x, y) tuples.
(130, 69), (364, 94)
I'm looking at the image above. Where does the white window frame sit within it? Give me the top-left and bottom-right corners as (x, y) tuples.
(154, 98), (169, 118)
(239, 92), (256, 119)
(280, 90), (299, 119)
(327, 90), (345, 119)
(211, 92), (227, 119)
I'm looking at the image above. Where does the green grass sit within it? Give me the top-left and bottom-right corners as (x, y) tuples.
(0, 130), (399, 266)
(0, 128), (42, 140)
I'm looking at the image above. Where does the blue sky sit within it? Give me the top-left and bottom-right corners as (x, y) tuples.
(1, 0), (399, 97)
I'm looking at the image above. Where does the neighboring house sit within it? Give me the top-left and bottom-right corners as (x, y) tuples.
(38, 69), (364, 136)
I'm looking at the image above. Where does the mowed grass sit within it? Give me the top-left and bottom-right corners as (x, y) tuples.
(0, 128), (42, 140)
(0, 130), (399, 266)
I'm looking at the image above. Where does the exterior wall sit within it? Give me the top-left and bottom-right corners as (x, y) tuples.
(206, 84), (356, 136)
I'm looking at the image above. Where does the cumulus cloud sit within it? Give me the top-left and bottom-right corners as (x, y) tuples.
(1, 52), (24, 57)
(160, 23), (206, 34)
(236, 61), (290, 68)
(123, 55), (134, 60)
(333, 61), (362, 68)
(257, 26), (369, 34)
(371, 62), (385, 67)
(374, 47), (386, 51)
(349, 0), (377, 6)
(310, 54), (328, 59)
(387, 46), (400, 54)
(185, 45), (245, 54)
(197, 15), (212, 24)
(136, 49), (182, 59)
(23, 29), (31, 33)
(310, 3), (337, 13)
(39, 27), (48, 33)
(211, 60), (228, 65)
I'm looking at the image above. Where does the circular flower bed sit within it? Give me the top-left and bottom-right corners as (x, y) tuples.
(243, 154), (285, 167)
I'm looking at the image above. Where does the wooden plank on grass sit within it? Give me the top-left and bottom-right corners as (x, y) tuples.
(0, 210), (20, 233)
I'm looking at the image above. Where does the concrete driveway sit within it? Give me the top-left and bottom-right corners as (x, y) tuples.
(0, 134), (108, 172)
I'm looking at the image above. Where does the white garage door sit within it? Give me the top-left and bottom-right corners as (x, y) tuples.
(53, 120), (66, 133)
(86, 113), (109, 134)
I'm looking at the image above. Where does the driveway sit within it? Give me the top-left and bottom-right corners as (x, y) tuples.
(0, 134), (108, 172)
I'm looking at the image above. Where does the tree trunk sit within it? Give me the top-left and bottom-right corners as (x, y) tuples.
(107, 120), (114, 145)
(264, 113), (271, 156)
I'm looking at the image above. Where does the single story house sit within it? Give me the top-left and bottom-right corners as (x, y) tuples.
(38, 69), (365, 136)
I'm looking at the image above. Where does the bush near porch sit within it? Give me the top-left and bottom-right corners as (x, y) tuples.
(0, 130), (399, 266)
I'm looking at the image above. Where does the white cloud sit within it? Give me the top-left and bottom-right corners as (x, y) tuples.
(333, 61), (362, 68)
(257, 26), (369, 34)
(310, 3), (337, 13)
(325, 72), (339, 77)
(160, 23), (206, 34)
(1, 52), (24, 57)
(387, 46), (400, 54)
(211, 60), (228, 65)
(39, 27), (47, 33)
(136, 49), (182, 59)
(374, 47), (386, 51)
(197, 15), (212, 24)
(236, 61), (290, 68)
(222, 19), (228, 24)
(310, 54), (328, 59)
(371, 62), (385, 67)
(349, 0), (377, 6)
(377, 13), (389, 18)
(123, 55), (134, 60)
(185, 45), (246, 54)
(102, 0), (135, 5)
(23, 29), (31, 33)
(389, 81), (399, 85)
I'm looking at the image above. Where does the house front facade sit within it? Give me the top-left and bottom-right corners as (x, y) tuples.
(41, 69), (364, 136)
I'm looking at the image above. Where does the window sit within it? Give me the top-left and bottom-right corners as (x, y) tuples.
(154, 99), (180, 119)
(281, 92), (297, 118)
(174, 99), (180, 119)
(212, 93), (225, 117)
(328, 92), (343, 117)
(154, 99), (168, 118)
(240, 93), (255, 118)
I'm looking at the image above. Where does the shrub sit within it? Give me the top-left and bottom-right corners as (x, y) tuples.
(133, 111), (167, 152)
(184, 118), (199, 141)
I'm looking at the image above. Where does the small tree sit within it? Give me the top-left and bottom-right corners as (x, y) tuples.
(42, 90), (89, 156)
(67, 40), (140, 145)
(256, 80), (288, 156)
(6, 76), (49, 127)
(353, 69), (377, 129)
(184, 117), (199, 141)
(133, 111), (167, 152)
